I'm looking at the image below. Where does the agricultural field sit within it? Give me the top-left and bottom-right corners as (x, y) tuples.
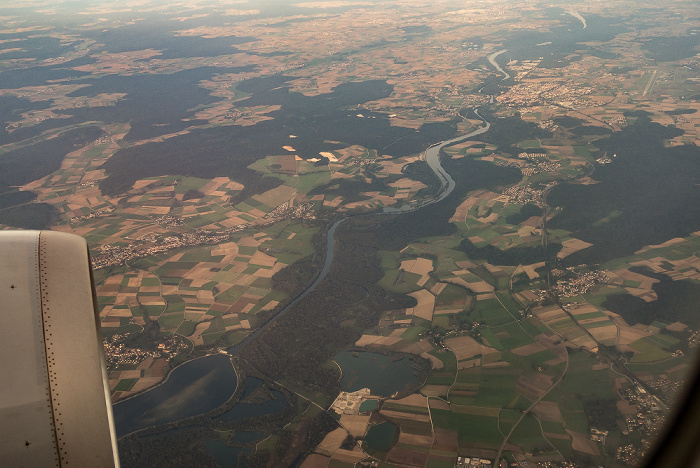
(1, 0), (698, 466)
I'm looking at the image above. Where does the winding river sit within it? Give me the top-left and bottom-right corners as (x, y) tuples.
(487, 50), (510, 80)
(112, 110), (492, 437)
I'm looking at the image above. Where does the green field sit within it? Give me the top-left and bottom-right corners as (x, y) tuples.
(176, 320), (197, 336)
(629, 337), (672, 363)
(113, 378), (139, 392)
(431, 409), (503, 446)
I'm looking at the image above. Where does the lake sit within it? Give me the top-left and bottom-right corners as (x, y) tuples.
(334, 350), (423, 397)
(113, 354), (237, 437)
(205, 431), (264, 468)
(365, 422), (397, 451)
(216, 377), (290, 422)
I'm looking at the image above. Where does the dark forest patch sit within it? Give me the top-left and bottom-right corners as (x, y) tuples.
(459, 238), (561, 266)
(0, 126), (104, 190)
(603, 267), (700, 327)
(475, 116), (552, 154)
(641, 35), (700, 62)
(101, 79), (460, 196)
(548, 113), (700, 265)
(0, 203), (57, 229)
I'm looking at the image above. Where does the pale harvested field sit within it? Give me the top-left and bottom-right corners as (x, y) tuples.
(239, 236), (262, 247)
(386, 446), (429, 467)
(190, 322), (209, 346)
(389, 178), (425, 193)
(522, 262), (545, 279)
(400, 257), (434, 276)
(516, 373), (553, 400)
(381, 409), (431, 423)
(394, 340), (433, 356)
(533, 334), (567, 358)
(399, 432), (434, 447)
(318, 151), (338, 162)
(635, 237), (687, 254)
(617, 322), (651, 348)
(300, 453), (329, 468)
(250, 250), (277, 267)
(330, 447), (366, 464)
(407, 289), (435, 321)
(569, 303), (600, 315)
(393, 393), (428, 408)
(511, 342), (546, 356)
(516, 227), (537, 242)
(107, 308), (133, 317)
(137, 357), (154, 370)
(355, 334), (402, 347)
(533, 401), (563, 422)
(666, 322), (687, 332)
(577, 316), (608, 325)
(588, 325), (618, 345)
(566, 429), (600, 456)
(255, 263), (285, 278)
(478, 212), (499, 224)
(196, 290), (215, 303)
(614, 268), (660, 291)
(433, 428), (459, 451)
(421, 353), (444, 369)
(339, 414), (370, 438)
(569, 333), (598, 350)
(449, 195), (482, 223)
(316, 428), (346, 456)
(624, 287), (658, 302)
(218, 214), (249, 227)
(534, 306), (567, 321)
(428, 399), (452, 411)
(458, 358), (482, 369)
(129, 377), (163, 393)
(454, 277), (494, 293)
(116, 370), (141, 379)
(483, 359), (510, 368)
(199, 177), (231, 195)
(543, 432), (570, 441)
(422, 385), (449, 398)
(430, 282), (447, 296)
(558, 238), (593, 259)
(515, 291), (538, 304)
(445, 335), (496, 361)
(434, 307), (461, 315)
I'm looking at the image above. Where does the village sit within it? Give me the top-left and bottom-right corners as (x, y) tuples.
(103, 333), (189, 371)
(91, 202), (316, 268)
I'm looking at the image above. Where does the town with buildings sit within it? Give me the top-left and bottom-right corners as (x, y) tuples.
(103, 333), (189, 371)
(551, 268), (611, 298)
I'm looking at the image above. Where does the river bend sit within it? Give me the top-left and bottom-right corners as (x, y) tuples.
(112, 110), (492, 436)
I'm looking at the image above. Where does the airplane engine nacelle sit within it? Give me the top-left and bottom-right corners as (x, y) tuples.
(0, 231), (119, 467)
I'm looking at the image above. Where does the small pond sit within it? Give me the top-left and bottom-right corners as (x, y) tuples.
(216, 377), (290, 422)
(365, 422), (397, 451)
